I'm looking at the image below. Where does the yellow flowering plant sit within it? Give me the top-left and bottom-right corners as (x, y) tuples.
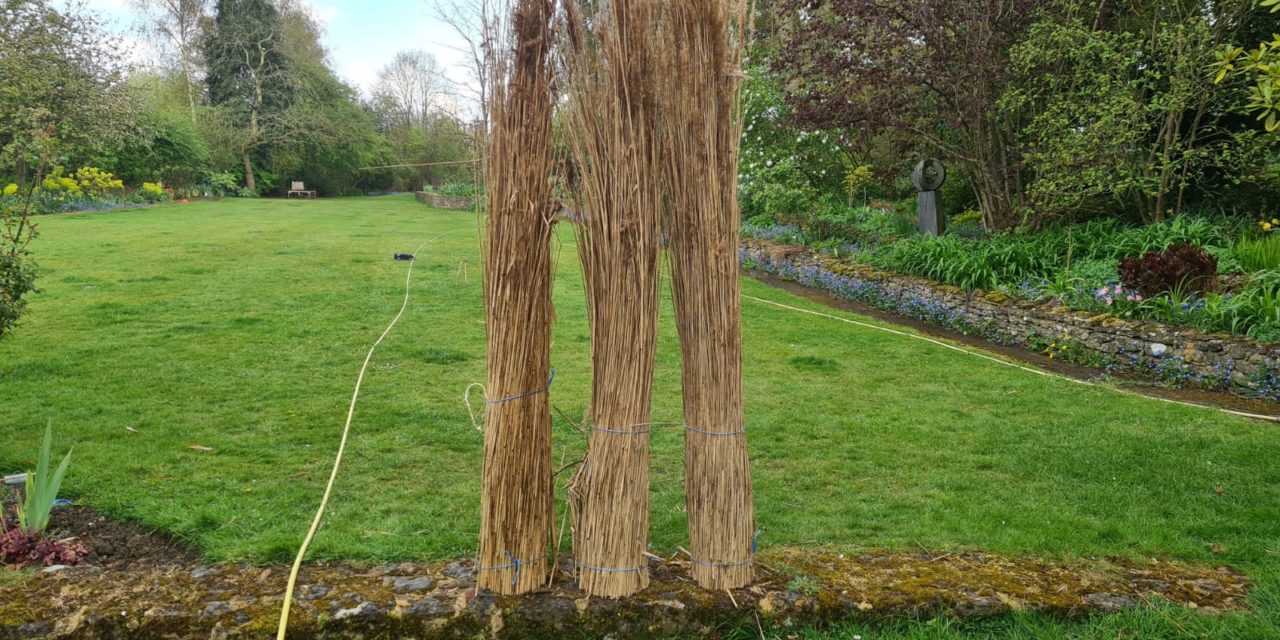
(843, 164), (875, 205)
(72, 166), (123, 197)
(1260, 218), (1278, 233)
(138, 181), (172, 203)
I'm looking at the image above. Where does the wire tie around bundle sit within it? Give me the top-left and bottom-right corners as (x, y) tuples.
(575, 561), (646, 574)
(479, 551), (546, 587)
(487, 368), (557, 405)
(685, 423), (746, 436)
(591, 423), (651, 435)
(689, 530), (761, 569)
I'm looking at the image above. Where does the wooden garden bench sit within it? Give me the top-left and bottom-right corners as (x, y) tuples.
(287, 181), (317, 198)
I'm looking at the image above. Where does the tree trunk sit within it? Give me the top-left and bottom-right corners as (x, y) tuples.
(974, 169), (1016, 231)
(242, 152), (256, 193)
(183, 60), (198, 127)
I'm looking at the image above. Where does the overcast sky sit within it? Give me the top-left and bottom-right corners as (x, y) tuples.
(72, 0), (476, 101)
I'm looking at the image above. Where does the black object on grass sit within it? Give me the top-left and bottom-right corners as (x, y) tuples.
(394, 253), (415, 261)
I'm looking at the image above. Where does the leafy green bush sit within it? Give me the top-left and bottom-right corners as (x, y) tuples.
(111, 109), (211, 190)
(952, 209), (984, 226)
(1068, 258), (1119, 293)
(136, 182), (172, 203)
(1251, 322), (1280, 344)
(0, 240), (37, 339)
(202, 171), (241, 197)
(740, 156), (822, 227)
(1204, 245), (1242, 275)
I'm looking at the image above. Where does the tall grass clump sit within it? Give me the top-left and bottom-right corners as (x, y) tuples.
(1236, 235), (1280, 273)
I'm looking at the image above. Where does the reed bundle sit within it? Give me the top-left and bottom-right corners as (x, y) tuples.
(560, 0), (664, 598)
(477, 0), (559, 595)
(657, 0), (755, 590)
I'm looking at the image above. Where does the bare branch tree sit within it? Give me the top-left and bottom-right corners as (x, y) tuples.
(372, 50), (448, 129)
(432, 0), (501, 131)
(132, 0), (210, 124)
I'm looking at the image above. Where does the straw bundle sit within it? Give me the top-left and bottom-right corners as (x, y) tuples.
(657, 0), (755, 590)
(477, 0), (559, 595)
(560, 0), (664, 598)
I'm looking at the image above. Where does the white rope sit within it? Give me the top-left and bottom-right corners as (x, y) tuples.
(276, 230), (456, 640)
(464, 382), (487, 432)
(742, 294), (1280, 424)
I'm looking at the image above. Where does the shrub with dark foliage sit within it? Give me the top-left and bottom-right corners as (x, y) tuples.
(1, 527), (86, 569)
(1119, 243), (1218, 298)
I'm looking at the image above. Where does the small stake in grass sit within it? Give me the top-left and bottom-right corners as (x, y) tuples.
(476, 0), (559, 595)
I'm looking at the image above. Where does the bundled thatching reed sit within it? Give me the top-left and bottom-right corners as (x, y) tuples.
(658, 0), (755, 590)
(560, 0), (664, 598)
(477, 0), (559, 595)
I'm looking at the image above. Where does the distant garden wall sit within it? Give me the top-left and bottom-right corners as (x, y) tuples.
(415, 191), (476, 210)
(741, 240), (1280, 401)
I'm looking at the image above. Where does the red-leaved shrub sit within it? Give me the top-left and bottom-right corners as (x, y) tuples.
(1119, 243), (1218, 298)
(1, 528), (87, 569)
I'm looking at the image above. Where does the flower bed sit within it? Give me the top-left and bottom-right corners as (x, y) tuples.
(741, 240), (1280, 401)
(3, 167), (175, 215)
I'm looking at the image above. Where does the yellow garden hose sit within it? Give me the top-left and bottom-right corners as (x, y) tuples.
(276, 230), (455, 639)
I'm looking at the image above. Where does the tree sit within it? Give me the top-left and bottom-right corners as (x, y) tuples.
(269, 64), (396, 195)
(203, 0), (294, 192)
(112, 93), (212, 189)
(1005, 0), (1272, 223)
(1216, 0), (1280, 132)
(132, 0), (209, 125)
(264, 0), (399, 196)
(769, 0), (1038, 230)
(1, 187), (37, 341)
(367, 49), (472, 191)
(372, 50), (447, 130)
(434, 0), (499, 127)
(0, 0), (138, 338)
(0, 0), (138, 183)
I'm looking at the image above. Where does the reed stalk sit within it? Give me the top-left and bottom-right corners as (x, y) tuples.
(560, 0), (664, 598)
(657, 0), (756, 590)
(477, 0), (559, 595)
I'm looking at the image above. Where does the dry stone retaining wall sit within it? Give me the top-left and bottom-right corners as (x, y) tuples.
(415, 192), (476, 211)
(741, 240), (1280, 401)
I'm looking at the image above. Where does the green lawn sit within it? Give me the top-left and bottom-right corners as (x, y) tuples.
(3, 196), (1280, 637)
